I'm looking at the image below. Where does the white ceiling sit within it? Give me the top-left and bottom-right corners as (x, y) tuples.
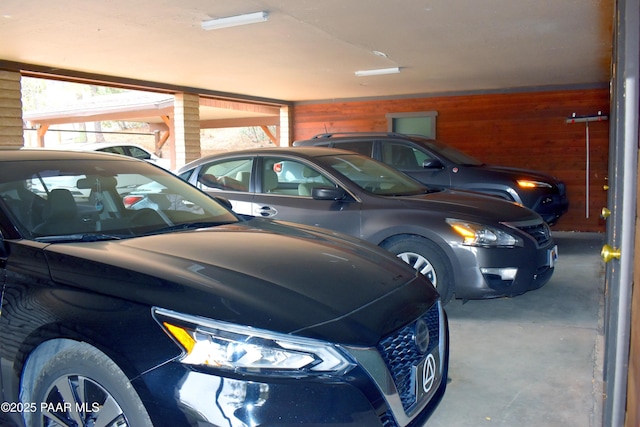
(1, 0), (613, 103)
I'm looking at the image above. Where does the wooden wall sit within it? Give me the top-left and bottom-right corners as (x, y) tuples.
(0, 69), (24, 148)
(292, 88), (610, 232)
(627, 168), (640, 427)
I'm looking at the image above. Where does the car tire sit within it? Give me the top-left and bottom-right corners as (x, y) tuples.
(21, 339), (153, 427)
(382, 236), (454, 304)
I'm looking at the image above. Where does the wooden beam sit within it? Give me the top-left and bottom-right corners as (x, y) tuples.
(13, 63), (291, 107)
(155, 130), (170, 154)
(36, 124), (49, 147)
(156, 115), (171, 154)
(260, 125), (277, 145)
(200, 116), (279, 129)
(200, 98), (280, 115)
(25, 105), (174, 126)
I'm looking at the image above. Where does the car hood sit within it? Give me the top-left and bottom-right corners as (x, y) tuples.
(43, 219), (437, 346)
(475, 163), (561, 184)
(401, 188), (542, 223)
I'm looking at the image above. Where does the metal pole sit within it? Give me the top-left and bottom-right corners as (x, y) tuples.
(603, 0), (639, 425)
(565, 113), (607, 219)
(586, 121), (590, 218)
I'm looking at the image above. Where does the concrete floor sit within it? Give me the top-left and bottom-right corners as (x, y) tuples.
(427, 231), (606, 427)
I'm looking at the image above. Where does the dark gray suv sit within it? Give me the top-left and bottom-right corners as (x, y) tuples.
(294, 133), (569, 224)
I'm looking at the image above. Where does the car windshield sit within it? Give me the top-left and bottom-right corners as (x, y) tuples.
(0, 157), (239, 242)
(320, 153), (431, 196)
(413, 137), (483, 166)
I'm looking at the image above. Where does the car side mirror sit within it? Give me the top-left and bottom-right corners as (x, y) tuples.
(422, 159), (444, 169)
(311, 186), (347, 201)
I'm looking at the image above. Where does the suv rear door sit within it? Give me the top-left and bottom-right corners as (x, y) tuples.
(375, 140), (453, 190)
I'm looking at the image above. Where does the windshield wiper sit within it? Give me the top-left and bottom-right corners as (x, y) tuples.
(385, 188), (439, 196)
(35, 233), (124, 243)
(141, 221), (233, 235)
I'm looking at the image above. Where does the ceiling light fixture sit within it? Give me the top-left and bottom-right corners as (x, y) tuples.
(201, 11), (269, 31)
(354, 67), (401, 77)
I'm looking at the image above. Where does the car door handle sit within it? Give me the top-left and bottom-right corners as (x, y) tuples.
(256, 205), (277, 217)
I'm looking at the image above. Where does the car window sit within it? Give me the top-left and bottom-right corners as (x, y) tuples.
(0, 159), (238, 240)
(322, 153), (427, 196)
(99, 146), (127, 156)
(127, 146), (152, 160)
(178, 170), (194, 182)
(196, 158), (253, 192)
(381, 142), (430, 170)
(415, 138), (483, 166)
(261, 157), (334, 197)
(332, 141), (373, 156)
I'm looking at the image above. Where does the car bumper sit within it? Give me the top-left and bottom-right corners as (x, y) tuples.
(135, 304), (449, 427)
(531, 193), (569, 225)
(137, 365), (447, 427)
(450, 240), (557, 300)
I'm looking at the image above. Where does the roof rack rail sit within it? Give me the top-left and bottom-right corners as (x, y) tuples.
(311, 132), (408, 139)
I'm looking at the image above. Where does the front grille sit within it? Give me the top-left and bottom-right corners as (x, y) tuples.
(380, 410), (399, 427)
(517, 222), (552, 247)
(377, 304), (440, 412)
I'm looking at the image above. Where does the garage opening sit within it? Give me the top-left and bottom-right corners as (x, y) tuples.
(21, 76), (284, 169)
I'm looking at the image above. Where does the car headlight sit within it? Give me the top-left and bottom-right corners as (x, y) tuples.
(153, 307), (355, 377)
(446, 219), (523, 247)
(517, 179), (552, 189)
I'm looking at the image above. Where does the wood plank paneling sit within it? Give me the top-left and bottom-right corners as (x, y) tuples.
(628, 181), (640, 427)
(0, 69), (24, 148)
(293, 88), (610, 232)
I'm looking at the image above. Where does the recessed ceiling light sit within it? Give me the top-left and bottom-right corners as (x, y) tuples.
(201, 11), (269, 31)
(354, 67), (401, 77)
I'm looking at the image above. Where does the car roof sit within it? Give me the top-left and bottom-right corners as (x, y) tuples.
(294, 132), (437, 145)
(76, 142), (151, 151)
(180, 146), (356, 170)
(0, 148), (140, 162)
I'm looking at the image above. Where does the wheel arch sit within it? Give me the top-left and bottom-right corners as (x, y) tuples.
(377, 233), (457, 303)
(4, 289), (177, 409)
(367, 224), (461, 276)
(367, 223), (461, 292)
(377, 232), (456, 274)
(20, 338), (80, 403)
(20, 338), (155, 427)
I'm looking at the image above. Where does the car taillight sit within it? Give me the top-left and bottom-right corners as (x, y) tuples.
(123, 195), (144, 208)
(273, 162), (283, 173)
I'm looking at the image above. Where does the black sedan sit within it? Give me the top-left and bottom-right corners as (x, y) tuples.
(177, 147), (558, 304)
(0, 149), (448, 427)
(294, 132), (569, 224)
